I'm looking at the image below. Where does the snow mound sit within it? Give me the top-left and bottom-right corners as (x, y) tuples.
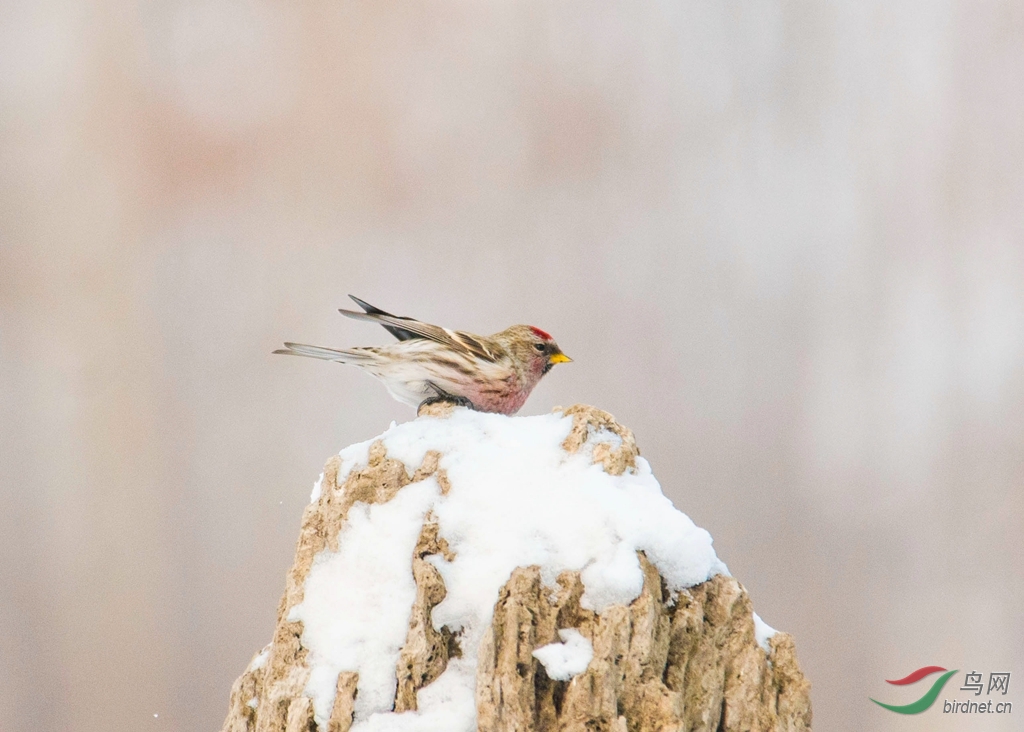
(288, 407), (729, 730)
(753, 612), (778, 652)
(532, 629), (594, 681)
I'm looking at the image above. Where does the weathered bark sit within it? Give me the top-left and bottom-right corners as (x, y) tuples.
(219, 438), (448, 732)
(220, 404), (811, 732)
(394, 514), (458, 712)
(327, 672), (358, 732)
(476, 558), (811, 732)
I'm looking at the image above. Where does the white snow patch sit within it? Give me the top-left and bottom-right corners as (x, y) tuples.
(352, 658), (478, 732)
(577, 426), (624, 463)
(291, 408), (727, 731)
(340, 440), (375, 485)
(532, 629), (594, 681)
(310, 473), (324, 502)
(753, 612), (777, 652)
(308, 437), (378, 504)
(290, 478), (440, 723)
(247, 646), (270, 671)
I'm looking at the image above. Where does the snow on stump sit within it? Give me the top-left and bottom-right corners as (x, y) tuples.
(221, 404), (812, 732)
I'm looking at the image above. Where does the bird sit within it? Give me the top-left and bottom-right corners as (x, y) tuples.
(274, 296), (571, 415)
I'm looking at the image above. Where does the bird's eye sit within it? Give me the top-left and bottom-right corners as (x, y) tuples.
(534, 343), (546, 352)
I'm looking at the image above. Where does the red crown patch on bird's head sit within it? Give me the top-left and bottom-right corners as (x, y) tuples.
(529, 326), (553, 341)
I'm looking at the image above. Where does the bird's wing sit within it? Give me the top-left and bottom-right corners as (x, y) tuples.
(340, 296), (498, 362)
(448, 329), (500, 362)
(344, 295), (421, 342)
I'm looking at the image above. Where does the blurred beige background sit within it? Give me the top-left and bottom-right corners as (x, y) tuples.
(2, 1), (1022, 731)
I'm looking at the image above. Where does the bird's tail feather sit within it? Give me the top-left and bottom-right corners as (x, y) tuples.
(273, 342), (372, 362)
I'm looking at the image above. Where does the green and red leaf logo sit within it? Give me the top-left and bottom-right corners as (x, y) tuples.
(871, 666), (959, 714)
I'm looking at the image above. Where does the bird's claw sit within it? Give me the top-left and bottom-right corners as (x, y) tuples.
(419, 394), (476, 411)
(420, 382), (476, 412)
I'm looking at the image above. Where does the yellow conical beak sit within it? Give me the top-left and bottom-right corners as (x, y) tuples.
(548, 352), (572, 365)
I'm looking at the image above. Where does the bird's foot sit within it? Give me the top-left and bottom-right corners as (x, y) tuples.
(417, 394), (476, 417)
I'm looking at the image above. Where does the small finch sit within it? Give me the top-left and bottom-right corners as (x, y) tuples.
(274, 296), (571, 415)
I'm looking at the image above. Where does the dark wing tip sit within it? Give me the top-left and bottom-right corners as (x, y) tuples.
(348, 295), (388, 315)
(340, 301), (422, 342)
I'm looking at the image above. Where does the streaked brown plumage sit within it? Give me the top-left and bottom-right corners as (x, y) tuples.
(274, 296), (571, 414)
